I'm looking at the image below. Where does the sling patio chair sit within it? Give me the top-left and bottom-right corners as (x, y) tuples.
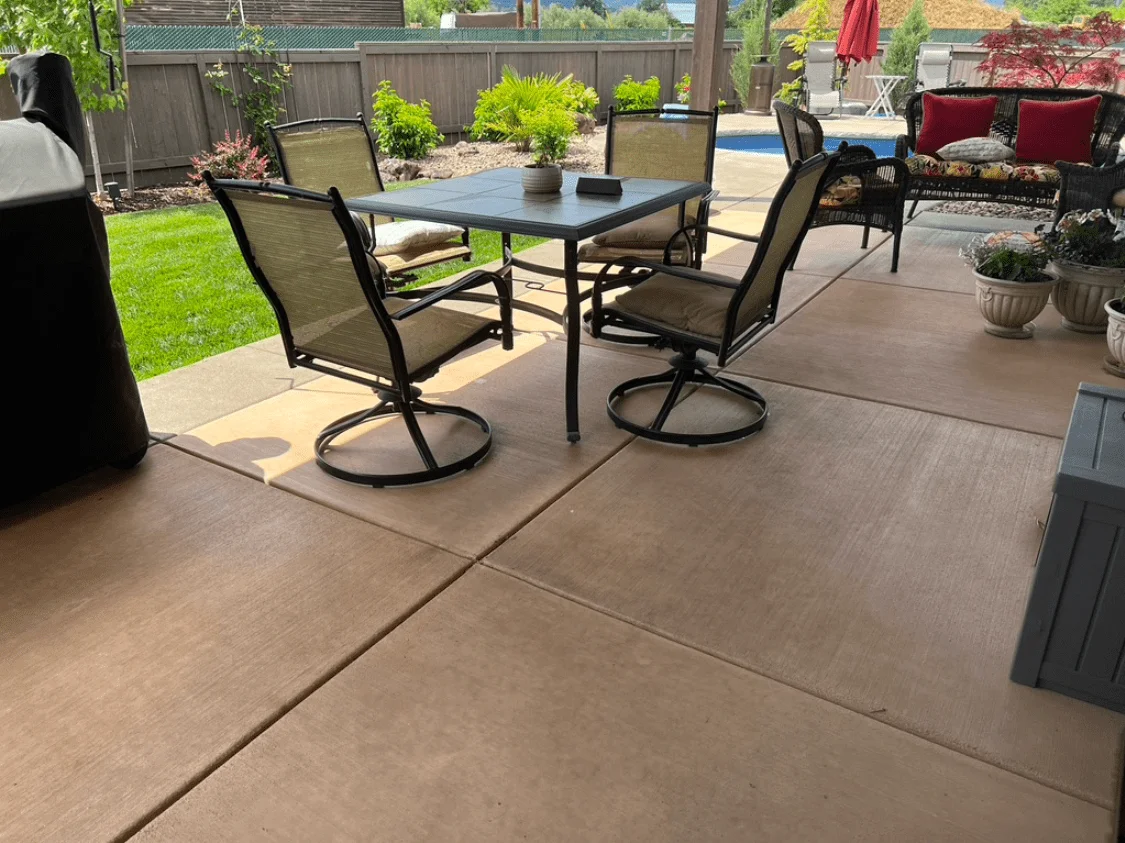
(589, 152), (838, 446)
(915, 43), (961, 92)
(267, 115), (470, 292)
(774, 100), (908, 271)
(204, 174), (513, 488)
(575, 105), (720, 272)
(804, 42), (843, 116)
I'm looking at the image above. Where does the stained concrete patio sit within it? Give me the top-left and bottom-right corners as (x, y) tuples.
(5, 157), (1125, 842)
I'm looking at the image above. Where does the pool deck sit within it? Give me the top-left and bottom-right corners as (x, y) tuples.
(718, 111), (906, 139)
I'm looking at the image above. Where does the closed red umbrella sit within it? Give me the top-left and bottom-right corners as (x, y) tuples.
(836, 0), (880, 66)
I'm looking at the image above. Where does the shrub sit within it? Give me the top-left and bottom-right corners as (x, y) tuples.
(470, 66), (589, 149)
(188, 131), (270, 183)
(540, 5), (609, 29)
(978, 14), (1125, 89)
(528, 106), (576, 166)
(371, 81), (443, 160)
(731, 1), (780, 107)
(614, 75), (661, 111)
(881, 0), (930, 110)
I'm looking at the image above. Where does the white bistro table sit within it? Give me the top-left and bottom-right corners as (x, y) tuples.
(864, 74), (906, 118)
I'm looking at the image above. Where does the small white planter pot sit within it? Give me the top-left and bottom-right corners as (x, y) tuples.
(1050, 260), (1125, 333)
(522, 164), (562, 194)
(1105, 299), (1125, 378)
(974, 271), (1057, 339)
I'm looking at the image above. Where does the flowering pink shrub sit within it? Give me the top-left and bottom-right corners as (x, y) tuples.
(188, 131), (271, 183)
(978, 13), (1125, 89)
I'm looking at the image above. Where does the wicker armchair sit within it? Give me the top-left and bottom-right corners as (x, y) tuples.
(589, 153), (838, 446)
(205, 175), (513, 488)
(1056, 158), (1125, 220)
(774, 100), (908, 272)
(267, 115), (471, 291)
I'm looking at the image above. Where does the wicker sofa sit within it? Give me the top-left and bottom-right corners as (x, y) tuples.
(895, 87), (1125, 214)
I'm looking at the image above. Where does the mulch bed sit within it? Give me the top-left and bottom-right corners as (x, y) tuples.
(93, 184), (212, 216)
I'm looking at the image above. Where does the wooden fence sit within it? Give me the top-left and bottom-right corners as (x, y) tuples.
(2, 39), (739, 187)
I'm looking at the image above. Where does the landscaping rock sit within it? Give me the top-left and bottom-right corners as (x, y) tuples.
(576, 113), (596, 135)
(454, 141), (479, 155)
(426, 169), (454, 180)
(398, 161), (423, 181)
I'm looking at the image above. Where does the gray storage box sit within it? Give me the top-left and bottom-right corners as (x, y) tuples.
(1012, 383), (1125, 712)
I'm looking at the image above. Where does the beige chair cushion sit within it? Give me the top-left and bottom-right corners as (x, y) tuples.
(577, 243), (690, 264)
(372, 220), (463, 257)
(591, 208), (695, 248)
(611, 271), (741, 340)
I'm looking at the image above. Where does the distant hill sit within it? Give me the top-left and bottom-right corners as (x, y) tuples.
(777, 0), (1016, 28)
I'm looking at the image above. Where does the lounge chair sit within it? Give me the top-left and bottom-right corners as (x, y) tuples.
(589, 152), (838, 445)
(204, 175), (513, 487)
(267, 115), (471, 292)
(804, 42), (843, 115)
(915, 43), (961, 91)
(774, 100), (908, 271)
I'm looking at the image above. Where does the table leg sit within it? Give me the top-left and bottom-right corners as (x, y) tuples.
(564, 240), (581, 443)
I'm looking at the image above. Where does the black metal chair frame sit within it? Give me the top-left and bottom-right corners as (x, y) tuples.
(267, 114), (472, 290)
(774, 100), (908, 272)
(895, 87), (1125, 215)
(589, 153), (838, 446)
(205, 174), (513, 488)
(505, 105), (721, 288)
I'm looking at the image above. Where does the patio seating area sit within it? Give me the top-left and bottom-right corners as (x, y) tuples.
(6, 139), (1125, 840)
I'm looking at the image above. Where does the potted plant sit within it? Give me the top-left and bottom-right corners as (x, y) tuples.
(961, 231), (1057, 339)
(522, 106), (575, 194)
(1105, 285), (1125, 376)
(1040, 209), (1125, 332)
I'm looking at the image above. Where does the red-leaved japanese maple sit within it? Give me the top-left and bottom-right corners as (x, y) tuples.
(978, 13), (1125, 89)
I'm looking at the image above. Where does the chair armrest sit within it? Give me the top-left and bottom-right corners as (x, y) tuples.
(389, 269), (510, 321)
(835, 155), (909, 184)
(606, 257), (741, 289)
(663, 221), (760, 267)
(895, 135), (911, 159)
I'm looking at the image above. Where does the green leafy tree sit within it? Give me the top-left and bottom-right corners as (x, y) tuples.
(575, 0), (610, 17)
(639, 0), (668, 12)
(776, 0), (837, 106)
(881, 0), (930, 109)
(1010, 0), (1095, 23)
(609, 7), (674, 26)
(405, 0), (441, 27)
(0, 0), (132, 193)
(205, 21), (293, 159)
(540, 5), (610, 27)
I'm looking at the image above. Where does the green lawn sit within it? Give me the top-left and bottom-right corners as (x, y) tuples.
(107, 198), (546, 381)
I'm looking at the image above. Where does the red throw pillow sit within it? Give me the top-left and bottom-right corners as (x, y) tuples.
(1015, 96), (1101, 164)
(915, 93), (999, 157)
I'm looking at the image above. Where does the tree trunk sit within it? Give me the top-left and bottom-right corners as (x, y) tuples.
(85, 112), (105, 196)
(516, 0), (525, 29)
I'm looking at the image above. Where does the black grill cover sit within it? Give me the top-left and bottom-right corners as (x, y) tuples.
(1, 53), (148, 506)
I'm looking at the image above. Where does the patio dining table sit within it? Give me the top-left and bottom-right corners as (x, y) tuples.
(347, 167), (710, 442)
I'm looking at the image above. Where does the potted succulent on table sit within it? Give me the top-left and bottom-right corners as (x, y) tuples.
(1104, 284), (1125, 376)
(961, 231), (1057, 339)
(1040, 209), (1125, 333)
(521, 106), (575, 194)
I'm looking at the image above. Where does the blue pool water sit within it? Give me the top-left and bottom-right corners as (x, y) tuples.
(717, 134), (898, 158)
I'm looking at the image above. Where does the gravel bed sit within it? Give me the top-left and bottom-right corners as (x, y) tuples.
(928, 200), (1055, 224)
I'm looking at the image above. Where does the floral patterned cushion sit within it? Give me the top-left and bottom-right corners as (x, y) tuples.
(820, 175), (863, 208)
(906, 155), (1060, 184)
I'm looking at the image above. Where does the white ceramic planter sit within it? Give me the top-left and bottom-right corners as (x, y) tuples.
(522, 164), (562, 194)
(974, 270), (1057, 339)
(1105, 299), (1125, 377)
(1050, 260), (1125, 333)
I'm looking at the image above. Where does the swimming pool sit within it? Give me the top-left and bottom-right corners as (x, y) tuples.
(717, 134), (898, 158)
